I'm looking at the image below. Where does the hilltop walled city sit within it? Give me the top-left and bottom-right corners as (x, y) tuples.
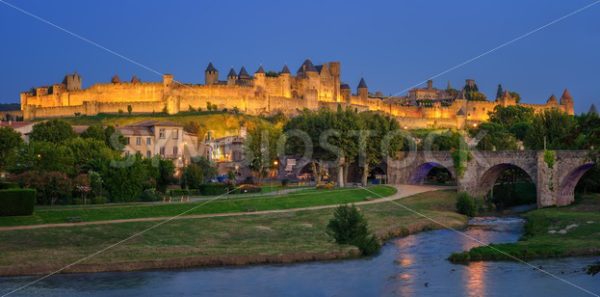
(19, 59), (574, 129)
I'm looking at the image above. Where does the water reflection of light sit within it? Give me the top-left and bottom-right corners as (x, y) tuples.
(392, 235), (418, 297)
(464, 261), (487, 297)
(461, 227), (492, 251)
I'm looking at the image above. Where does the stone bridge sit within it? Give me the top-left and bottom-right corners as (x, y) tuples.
(387, 150), (594, 207)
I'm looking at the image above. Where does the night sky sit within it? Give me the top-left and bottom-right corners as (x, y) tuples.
(1, 0), (598, 113)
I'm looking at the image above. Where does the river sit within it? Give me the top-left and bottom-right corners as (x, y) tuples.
(1, 217), (599, 297)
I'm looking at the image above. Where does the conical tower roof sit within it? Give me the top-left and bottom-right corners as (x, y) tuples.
(238, 66), (250, 79)
(205, 62), (217, 73)
(255, 65), (265, 74)
(340, 83), (351, 90)
(297, 59), (317, 73)
(546, 94), (558, 105)
(560, 88), (573, 103)
(357, 78), (368, 89)
(280, 64), (290, 74)
(456, 107), (466, 116)
(227, 68), (237, 78)
(589, 104), (598, 115)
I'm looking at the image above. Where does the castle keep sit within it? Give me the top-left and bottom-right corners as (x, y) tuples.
(20, 59), (574, 128)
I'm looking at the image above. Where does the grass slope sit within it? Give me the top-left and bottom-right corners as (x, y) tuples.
(49, 111), (274, 139)
(449, 194), (600, 263)
(0, 190), (465, 275)
(0, 186), (396, 227)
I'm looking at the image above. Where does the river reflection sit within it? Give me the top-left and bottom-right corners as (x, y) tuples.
(1, 217), (599, 297)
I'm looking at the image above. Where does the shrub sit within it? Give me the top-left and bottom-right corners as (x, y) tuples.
(140, 189), (162, 202)
(0, 189), (36, 216)
(456, 192), (477, 217)
(168, 189), (201, 196)
(281, 179), (289, 187)
(92, 196), (108, 204)
(199, 183), (233, 195)
(0, 181), (19, 190)
(327, 204), (381, 256)
(316, 182), (335, 190)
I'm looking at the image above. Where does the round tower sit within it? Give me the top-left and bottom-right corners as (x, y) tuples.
(227, 68), (238, 86)
(340, 83), (351, 104)
(280, 64), (291, 98)
(254, 65), (266, 89)
(205, 62), (219, 85)
(559, 88), (575, 115)
(357, 78), (368, 100)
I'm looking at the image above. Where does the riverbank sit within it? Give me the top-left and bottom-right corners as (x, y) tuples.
(449, 194), (600, 263)
(0, 189), (466, 276)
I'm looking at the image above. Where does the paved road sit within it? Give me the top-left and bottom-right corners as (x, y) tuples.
(0, 185), (454, 232)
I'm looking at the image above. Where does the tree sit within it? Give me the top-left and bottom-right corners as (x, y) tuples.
(104, 125), (126, 151)
(155, 158), (175, 193)
(0, 127), (23, 173)
(471, 122), (518, 151)
(496, 84), (504, 100)
(245, 122), (282, 183)
(182, 158), (217, 189)
(327, 204), (380, 255)
(100, 155), (155, 202)
(81, 125), (105, 141)
(10, 142), (76, 176)
(488, 105), (534, 129)
(64, 137), (116, 173)
(358, 112), (403, 186)
(509, 91), (521, 103)
(524, 109), (577, 150)
(15, 171), (72, 205)
(127, 105), (133, 115)
(29, 120), (75, 143)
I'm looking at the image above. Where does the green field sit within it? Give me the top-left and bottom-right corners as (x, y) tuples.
(0, 186), (396, 227)
(449, 194), (600, 262)
(0, 189), (465, 275)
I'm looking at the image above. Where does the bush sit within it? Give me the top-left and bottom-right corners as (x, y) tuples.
(316, 182), (335, 190)
(327, 204), (381, 256)
(199, 183), (233, 195)
(168, 189), (201, 196)
(456, 192), (477, 217)
(0, 189), (36, 216)
(0, 181), (19, 190)
(92, 196), (108, 204)
(281, 179), (289, 187)
(140, 189), (162, 202)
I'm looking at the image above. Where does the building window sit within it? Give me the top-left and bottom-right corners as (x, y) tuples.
(172, 129), (178, 139)
(159, 129), (165, 139)
(136, 137), (141, 146)
(146, 150), (151, 158)
(173, 146), (178, 156)
(125, 137), (130, 145)
(146, 137), (152, 145)
(160, 146), (165, 156)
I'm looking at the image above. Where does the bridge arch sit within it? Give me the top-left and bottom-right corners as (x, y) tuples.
(408, 162), (455, 185)
(474, 163), (537, 199)
(558, 162), (595, 205)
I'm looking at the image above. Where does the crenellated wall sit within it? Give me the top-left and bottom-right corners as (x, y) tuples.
(20, 60), (575, 127)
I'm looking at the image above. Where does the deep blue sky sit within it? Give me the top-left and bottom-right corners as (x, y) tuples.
(1, 0), (599, 113)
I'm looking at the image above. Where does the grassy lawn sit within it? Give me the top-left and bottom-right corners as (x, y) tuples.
(449, 194), (600, 263)
(0, 189), (465, 275)
(0, 186), (396, 227)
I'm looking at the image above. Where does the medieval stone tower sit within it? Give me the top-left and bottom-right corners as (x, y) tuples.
(205, 62), (218, 85)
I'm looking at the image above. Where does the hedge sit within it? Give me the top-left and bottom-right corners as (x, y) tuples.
(0, 189), (36, 216)
(0, 181), (19, 190)
(199, 184), (233, 196)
